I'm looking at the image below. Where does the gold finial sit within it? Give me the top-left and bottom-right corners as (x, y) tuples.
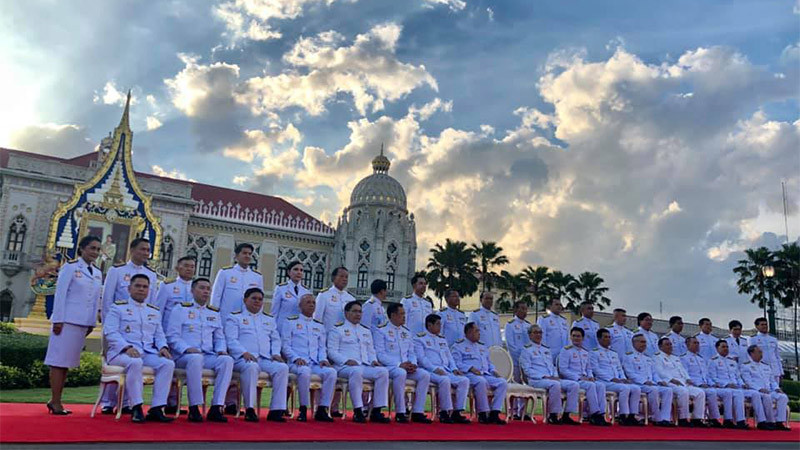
(119, 89), (132, 130)
(371, 143), (390, 174)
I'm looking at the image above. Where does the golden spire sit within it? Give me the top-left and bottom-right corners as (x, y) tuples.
(118, 89), (132, 131)
(371, 143), (390, 174)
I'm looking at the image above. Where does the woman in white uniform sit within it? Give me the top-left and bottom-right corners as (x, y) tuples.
(44, 235), (102, 415)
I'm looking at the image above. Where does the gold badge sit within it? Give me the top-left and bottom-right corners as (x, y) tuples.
(230, 277), (238, 283)
(296, 323), (303, 330)
(125, 325), (131, 333)
(124, 274), (131, 282)
(173, 287), (180, 294)
(188, 312), (196, 320)
(75, 271), (83, 278)
(285, 291), (292, 298)
(243, 318), (249, 325)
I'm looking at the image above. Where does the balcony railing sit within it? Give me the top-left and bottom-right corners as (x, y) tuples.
(0, 251), (27, 276)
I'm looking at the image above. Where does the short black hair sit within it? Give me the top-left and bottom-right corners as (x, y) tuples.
(371, 279), (387, 295)
(715, 339), (727, 349)
(244, 287), (264, 299)
(344, 300), (361, 312)
(177, 255), (196, 264)
(235, 243), (254, 255)
(77, 235), (101, 256)
(331, 266), (348, 280)
(425, 314), (441, 327)
(669, 316), (683, 327)
(658, 336), (671, 347)
(613, 308), (626, 314)
(464, 322), (478, 335)
(747, 344), (759, 355)
(637, 312), (651, 324)
(698, 317), (711, 326)
(570, 327), (584, 337)
(728, 320), (742, 330)
(444, 289), (459, 299)
(191, 277), (210, 289)
(130, 274), (150, 285)
(286, 260), (303, 275)
(596, 328), (610, 340)
(513, 300), (527, 309)
(130, 237), (150, 249)
(754, 317), (767, 326)
(386, 302), (403, 317)
(411, 272), (426, 285)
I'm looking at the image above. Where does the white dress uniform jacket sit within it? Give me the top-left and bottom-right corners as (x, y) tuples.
(468, 306), (502, 348)
(211, 265), (263, 319)
(439, 306), (467, 346)
(402, 293), (434, 335)
(101, 261), (158, 318)
(271, 280), (311, 326)
(154, 277), (192, 329)
(536, 313), (568, 362)
(313, 286), (354, 331)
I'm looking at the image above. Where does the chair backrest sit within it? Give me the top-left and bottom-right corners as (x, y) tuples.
(489, 345), (514, 381)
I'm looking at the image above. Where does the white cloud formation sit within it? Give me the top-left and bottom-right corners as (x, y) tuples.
(146, 116), (163, 131)
(423, 0), (467, 11)
(8, 123), (93, 157)
(151, 165), (196, 182)
(92, 81), (136, 106)
(165, 53), (241, 118)
(214, 0), (346, 43)
(409, 97), (452, 120)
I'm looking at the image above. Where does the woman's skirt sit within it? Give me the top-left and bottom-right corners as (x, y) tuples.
(44, 323), (89, 369)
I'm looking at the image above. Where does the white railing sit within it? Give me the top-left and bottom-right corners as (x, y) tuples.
(193, 200), (335, 237)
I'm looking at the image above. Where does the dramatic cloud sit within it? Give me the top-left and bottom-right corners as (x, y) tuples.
(214, 0), (347, 43)
(8, 123), (93, 157)
(151, 165), (196, 182)
(423, 0), (466, 11)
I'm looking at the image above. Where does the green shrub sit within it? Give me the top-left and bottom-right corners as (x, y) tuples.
(789, 400), (800, 413)
(0, 332), (49, 370)
(0, 365), (31, 389)
(0, 322), (17, 334)
(65, 352), (101, 387)
(780, 379), (800, 399)
(29, 360), (50, 387)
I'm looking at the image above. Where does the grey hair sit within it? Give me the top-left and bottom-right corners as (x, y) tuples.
(528, 324), (542, 334)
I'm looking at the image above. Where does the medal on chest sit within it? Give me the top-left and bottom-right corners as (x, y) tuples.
(230, 276), (238, 283)
(124, 274), (131, 282)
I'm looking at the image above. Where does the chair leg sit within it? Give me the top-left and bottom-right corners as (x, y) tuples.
(236, 384), (242, 419)
(202, 385), (207, 416)
(91, 382), (105, 418)
(115, 377), (125, 421)
(256, 387), (262, 417)
(174, 379), (182, 419)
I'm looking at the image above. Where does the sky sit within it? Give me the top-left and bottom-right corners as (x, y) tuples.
(1, 0), (798, 325)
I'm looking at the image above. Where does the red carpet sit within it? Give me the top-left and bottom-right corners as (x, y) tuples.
(1, 403), (797, 443)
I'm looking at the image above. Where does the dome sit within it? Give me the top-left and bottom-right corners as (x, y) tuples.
(348, 147), (407, 209)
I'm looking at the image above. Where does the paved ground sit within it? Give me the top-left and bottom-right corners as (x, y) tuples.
(3, 442), (798, 450)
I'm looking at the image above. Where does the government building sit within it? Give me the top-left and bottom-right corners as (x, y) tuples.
(0, 95), (417, 321)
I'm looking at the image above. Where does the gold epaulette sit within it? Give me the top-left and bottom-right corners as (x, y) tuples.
(222, 265), (234, 270)
(164, 278), (177, 284)
(626, 351), (633, 355)
(146, 303), (160, 311)
(711, 355), (719, 360)
(207, 305), (220, 312)
(287, 315), (299, 320)
(279, 282), (288, 286)
(455, 338), (465, 343)
(417, 331), (426, 337)
(489, 310), (498, 315)
(252, 269), (261, 275)
(67, 258), (78, 263)
(262, 311), (273, 317)
(181, 302), (193, 307)
(440, 307), (447, 312)
(473, 308), (480, 312)
(114, 299), (128, 305)
(743, 361), (751, 365)
(377, 322), (388, 328)
(403, 295), (412, 299)
(113, 262), (126, 267)
(524, 343), (533, 348)
(231, 310), (242, 314)
(564, 345), (573, 350)
(334, 321), (344, 327)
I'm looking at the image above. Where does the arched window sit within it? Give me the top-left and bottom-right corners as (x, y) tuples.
(276, 262), (288, 284)
(303, 264), (312, 287)
(199, 249), (213, 278)
(160, 236), (174, 270)
(5, 216), (26, 252)
(314, 267), (324, 290)
(0, 290), (12, 322)
(357, 264), (369, 289)
(387, 270), (395, 292)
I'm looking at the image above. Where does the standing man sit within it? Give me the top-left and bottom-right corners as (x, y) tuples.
(653, 337), (706, 427)
(740, 345), (791, 431)
(439, 289), (467, 346)
(413, 314), (471, 424)
(706, 340), (749, 429)
(623, 334), (675, 427)
(402, 273), (434, 335)
(606, 308), (633, 359)
(681, 336), (725, 427)
(537, 300), (569, 363)
(272, 261), (311, 326)
(167, 278), (233, 422)
(211, 243), (263, 319)
(635, 312), (659, 357)
(748, 317), (783, 384)
(557, 327), (610, 426)
(572, 302), (600, 351)
(519, 324), (581, 425)
(103, 274), (174, 423)
(590, 329), (642, 426)
(468, 291), (502, 347)
(100, 237), (159, 414)
(281, 294), (336, 422)
(314, 267), (354, 331)
(504, 301), (532, 420)
(155, 256), (195, 331)
(695, 318), (717, 360)
(373, 303), (433, 423)
(666, 316), (688, 357)
(724, 320), (749, 364)
(452, 323), (508, 425)
(361, 279), (389, 332)
(225, 287), (289, 422)
(327, 300), (391, 423)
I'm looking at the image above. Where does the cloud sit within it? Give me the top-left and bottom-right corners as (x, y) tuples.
(8, 123), (93, 158)
(92, 81), (135, 106)
(409, 97), (452, 120)
(423, 0), (467, 11)
(214, 0), (347, 43)
(151, 165), (196, 182)
(145, 116), (163, 131)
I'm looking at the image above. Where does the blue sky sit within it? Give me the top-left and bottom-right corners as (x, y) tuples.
(1, 0), (798, 323)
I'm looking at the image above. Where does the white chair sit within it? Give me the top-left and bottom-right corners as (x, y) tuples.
(90, 357), (156, 420)
(486, 346), (543, 422)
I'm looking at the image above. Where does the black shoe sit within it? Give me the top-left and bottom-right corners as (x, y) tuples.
(223, 404), (239, 416)
(131, 404), (145, 423)
(560, 414), (581, 425)
(547, 413), (561, 425)
(735, 420), (749, 430)
(353, 408), (367, 423)
(146, 406), (174, 423)
(267, 409), (287, 422)
(244, 408), (258, 423)
(207, 405), (228, 423)
(331, 410), (344, 418)
(478, 412), (490, 424)
(655, 420), (676, 427)
(315, 406), (334, 422)
(452, 410), (471, 424)
(678, 419), (692, 428)
(756, 421), (774, 430)
(692, 418), (709, 428)
(438, 411), (454, 424)
(101, 406), (115, 415)
(774, 423), (791, 431)
(722, 419), (736, 429)
(164, 405), (177, 415)
(707, 419), (723, 428)
(489, 410), (506, 425)
(121, 406), (133, 415)
(395, 413), (409, 423)
(411, 412), (433, 424)
(370, 408), (391, 423)
(187, 405), (203, 422)
(590, 413), (610, 427)
(297, 406), (307, 422)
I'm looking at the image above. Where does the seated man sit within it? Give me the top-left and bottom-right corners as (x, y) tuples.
(740, 345), (791, 431)
(519, 324), (580, 425)
(557, 327), (610, 426)
(103, 274), (174, 423)
(166, 277), (233, 422)
(590, 329), (642, 426)
(452, 322), (507, 425)
(225, 287), (289, 422)
(281, 294), (336, 422)
(414, 314), (471, 424)
(327, 300), (390, 423)
(623, 334), (674, 427)
(653, 337), (706, 428)
(504, 301), (532, 420)
(681, 336), (725, 427)
(373, 303), (433, 423)
(706, 340), (750, 429)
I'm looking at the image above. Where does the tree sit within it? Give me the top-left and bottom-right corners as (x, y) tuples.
(521, 265), (552, 320)
(497, 270), (533, 310)
(570, 271), (612, 314)
(547, 270), (577, 308)
(773, 242), (799, 374)
(471, 241), (509, 292)
(425, 239), (479, 305)
(733, 247), (779, 315)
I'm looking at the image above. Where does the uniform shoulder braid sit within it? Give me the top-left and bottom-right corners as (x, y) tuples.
(524, 343), (533, 348)
(359, 324), (369, 330)
(114, 299), (128, 305)
(417, 331), (426, 337)
(287, 315), (299, 320)
(164, 277), (177, 284)
(231, 310), (242, 315)
(222, 265), (234, 270)
(262, 311), (273, 317)
(626, 351), (633, 355)
(455, 338), (465, 344)
(67, 258), (78, 264)
(313, 319), (323, 325)
(564, 345), (573, 350)
(377, 322), (388, 328)
(181, 302), (193, 307)
(113, 262), (126, 268)
(279, 282), (288, 287)
(335, 321), (345, 327)
(146, 303), (160, 311)
(252, 269), (261, 275)
(207, 304), (220, 312)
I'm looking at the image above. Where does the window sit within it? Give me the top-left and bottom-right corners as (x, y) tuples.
(276, 263), (288, 284)
(0, 290), (12, 322)
(199, 250), (213, 278)
(387, 270), (395, 292)
(314, 268), (324, 290)
(303, 264), (312, 287)
(357, 265), (368, 289)
(5, 216), (26, 252)
(249, 254), (258, 271)
(160, 236), (174, 269)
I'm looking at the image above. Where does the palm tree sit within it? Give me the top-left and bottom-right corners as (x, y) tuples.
(773, 242), (799, 372)
(426, 239), (480, 306)
(547, 270), (577, 308)
(521, 265), (552, 320)
(733, 247), (779, 316)
(472, 241), (509, 292)
(497, 270), (533, 308)
(570, 271), (612, 314)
